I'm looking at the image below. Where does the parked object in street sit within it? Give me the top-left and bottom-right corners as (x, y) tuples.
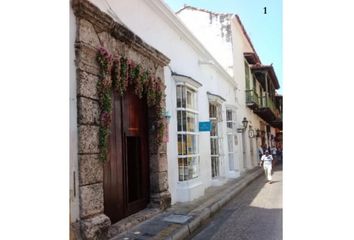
(260, 150), (273, 183)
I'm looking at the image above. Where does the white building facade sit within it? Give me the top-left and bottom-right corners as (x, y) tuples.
(177, 6), (282, 164)
(70, 0), (281, 238)
(84, 0), (254, 204)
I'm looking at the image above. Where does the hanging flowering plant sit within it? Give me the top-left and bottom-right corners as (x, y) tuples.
(96, 47), (114, 162)
(96, 47), (166, 162)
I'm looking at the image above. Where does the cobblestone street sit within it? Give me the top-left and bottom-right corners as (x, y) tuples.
(189, 165), (282, 240)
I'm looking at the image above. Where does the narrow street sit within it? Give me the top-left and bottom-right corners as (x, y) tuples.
(189, 165), (282, 240)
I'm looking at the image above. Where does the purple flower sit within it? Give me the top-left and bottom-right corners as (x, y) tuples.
(100, 111), (112, 127)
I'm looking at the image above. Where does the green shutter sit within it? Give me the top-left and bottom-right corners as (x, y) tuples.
(245, 61), (250, 90)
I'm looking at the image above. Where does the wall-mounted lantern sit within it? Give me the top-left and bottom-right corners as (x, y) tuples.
(237, 117), (249, 133)
(242, 117), (249, 129)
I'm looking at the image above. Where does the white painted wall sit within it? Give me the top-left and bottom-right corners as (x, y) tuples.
(86, 0), (242, 204)
(177, 10), (266, 172)
(175, 12), (262, 172)
(177, 9), (234, 76)
(70, 6), (80, 223)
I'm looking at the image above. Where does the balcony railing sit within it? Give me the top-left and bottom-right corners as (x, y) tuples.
(245, 89), (259, 106)
(259, 95), (277, 115)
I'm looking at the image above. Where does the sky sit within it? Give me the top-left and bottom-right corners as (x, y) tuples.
(164, 0), (283, 94)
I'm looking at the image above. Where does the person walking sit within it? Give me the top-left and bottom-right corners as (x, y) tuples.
(258, 145), (263, 163)
(271, 145), (277, 165)
(276, 146), (282, 164)
(259, 150), (273, 184)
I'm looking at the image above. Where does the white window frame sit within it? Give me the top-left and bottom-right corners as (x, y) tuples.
(209, 101), (223, 178)
(176, 82), (200, 182)
(226, 106), (238, 171)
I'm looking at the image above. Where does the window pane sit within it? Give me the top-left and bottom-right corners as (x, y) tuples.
(178, 157), (198, 181)
(209, 103), (216, 118)
(182, 134), (187, 155)
(227, 122), (233, 130)
(182, 111), (186, 131)
(176, 86), (182, 108)
(217, 105), (222, 121)
(178, 134), (183, 155)
(186, 90), (192, 109)
(186, 134), (196, 154)
(177, 110), (182, 131)
(189, 157), (198, 178)
(210, 138), (219, 155)
(186, 112), (196, 132)
(182, 86), (186, 108)
(226, 110), (232, 121)
(211, 156), (219, 177)
(178, 158), (187, 181)
(210, 120), (218, 136)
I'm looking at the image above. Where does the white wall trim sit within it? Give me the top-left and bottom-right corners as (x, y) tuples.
(207, 91), (226, 104)
(173, 74), (202, 89)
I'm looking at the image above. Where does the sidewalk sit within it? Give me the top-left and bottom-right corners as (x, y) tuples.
(109, 167), (263, 240)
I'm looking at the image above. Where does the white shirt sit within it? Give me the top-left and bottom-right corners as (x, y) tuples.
(261, 154), (273, 162)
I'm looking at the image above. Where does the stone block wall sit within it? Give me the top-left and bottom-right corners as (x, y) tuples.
(71, 0), (171, 239)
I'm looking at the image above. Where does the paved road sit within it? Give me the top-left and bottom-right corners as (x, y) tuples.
(189, 165), (282, 240)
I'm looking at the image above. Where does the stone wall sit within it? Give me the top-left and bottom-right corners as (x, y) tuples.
(71, 0), (171, 239)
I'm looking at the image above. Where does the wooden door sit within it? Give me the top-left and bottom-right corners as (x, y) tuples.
(103, 86), (150, 224)
(123, 86), (149, 216)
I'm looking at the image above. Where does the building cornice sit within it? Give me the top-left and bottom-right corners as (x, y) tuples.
(250, 64), (280, 89)
(233, 15), (261, 64)
(72, 0), (170, 66)
(172, 72), (203, 89)
(207, 91), (226, 103)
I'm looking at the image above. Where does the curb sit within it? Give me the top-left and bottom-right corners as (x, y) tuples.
(168, 168), (263, 240)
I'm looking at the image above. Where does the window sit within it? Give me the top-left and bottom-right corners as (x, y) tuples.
(177, 85), (199, 181)
(210, 102), (222, 178)
(226, 109), (237, 171)
(226, 109), (234, 130)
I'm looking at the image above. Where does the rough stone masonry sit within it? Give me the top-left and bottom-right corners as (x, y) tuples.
(71, 0), (171, 239)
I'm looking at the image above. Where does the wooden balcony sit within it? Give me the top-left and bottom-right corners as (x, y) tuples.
(270, 111), (282, 130)
(254, 95), (277, 123)
(245, 89), (259, 109)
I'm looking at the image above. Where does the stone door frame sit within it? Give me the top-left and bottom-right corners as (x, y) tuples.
(71, 0), (171, 239)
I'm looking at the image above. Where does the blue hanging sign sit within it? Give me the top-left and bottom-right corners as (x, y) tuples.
(199, 121), (211, 132)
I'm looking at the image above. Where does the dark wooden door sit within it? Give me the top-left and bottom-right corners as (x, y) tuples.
(104, 86), (150, 224)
